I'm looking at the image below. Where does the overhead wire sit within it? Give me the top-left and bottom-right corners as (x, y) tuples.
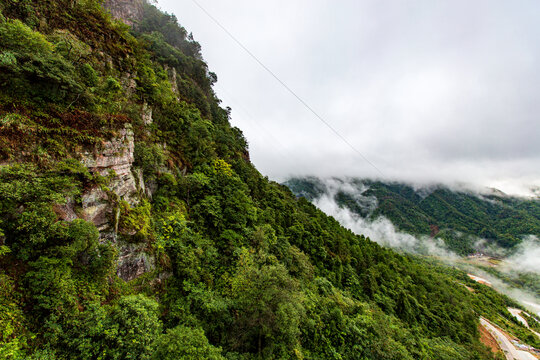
(189, 0), (385, 177)
(214, 82), (298, 165)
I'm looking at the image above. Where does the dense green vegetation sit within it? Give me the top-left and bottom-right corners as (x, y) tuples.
(285, 177), (540, 255)
(0, 1), (535, 359)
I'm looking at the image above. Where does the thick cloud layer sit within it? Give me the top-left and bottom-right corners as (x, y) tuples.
(157, 0), (540, 195)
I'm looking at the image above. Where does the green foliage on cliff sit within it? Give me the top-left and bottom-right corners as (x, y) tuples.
(0, 1), (528, 359)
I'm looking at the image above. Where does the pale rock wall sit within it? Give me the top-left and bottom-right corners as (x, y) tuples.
(103, 0), (144, 26)
(79, 124), (138, 237)
(164, 65), (180, 100)
(117, 243), (155, 281)
(80, 125), (136, 195)
(54, 125), (139, 235)
(78, 124), (156, 280)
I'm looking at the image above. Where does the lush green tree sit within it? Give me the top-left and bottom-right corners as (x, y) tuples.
(228, 249), (304, 356)
(108, 295), (163, 359)
(152, 326), (224, 360)
(0, 274), (27, 359)
(0, 18), (82, 103)
(64, 295), (162, 360)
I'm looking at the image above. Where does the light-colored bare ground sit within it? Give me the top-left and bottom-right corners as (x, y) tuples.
(480, 317), (537, 360)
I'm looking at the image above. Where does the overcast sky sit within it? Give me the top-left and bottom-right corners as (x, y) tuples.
(156, 0), (540, 195)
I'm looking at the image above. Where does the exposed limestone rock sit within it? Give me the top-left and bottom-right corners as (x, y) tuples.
(81, 125), (137, 201)
(145, 178), (158, 199)
(169, 67), (179, 98)
(164, 65), (180, 99)
(142, 102), (153, 126)
(80, 188), (110, 230)
(53, 197), (78, 222)
(116, 242), (154, 281)
(121, 72), (138, 97)
(81, 126), (134, 170)
(78, 124), (138, 238)
(76, 125), (156, 281)
(133, 167), (156, 199)
(103, 0), (143, 26)
(133, 168), (146, 195)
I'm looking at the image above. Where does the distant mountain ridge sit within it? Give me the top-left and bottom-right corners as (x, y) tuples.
(285, 177), (540, 255)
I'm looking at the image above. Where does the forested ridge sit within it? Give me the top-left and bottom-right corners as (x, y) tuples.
(285, 177), (540, 255)
(0, 1), (533, 358)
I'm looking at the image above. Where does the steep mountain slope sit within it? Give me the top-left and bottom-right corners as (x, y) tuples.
(285, 177), (540, 255)
(0, 1), (536, 359)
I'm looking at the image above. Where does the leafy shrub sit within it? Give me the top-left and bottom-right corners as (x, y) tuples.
(152, 326), (224, 360)
(0, 274), (27, 359)
(79, 63), (99, 87)
(108, 295), (163, 359)
(63, 295), (162, 360)
(119, 200), (153, 239)
(47, 29), (91, 63)
(0, 19), (82, 104)
(134, 143), (165, 178)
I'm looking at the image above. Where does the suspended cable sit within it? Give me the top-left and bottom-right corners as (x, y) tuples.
(189, 0), (385, 177)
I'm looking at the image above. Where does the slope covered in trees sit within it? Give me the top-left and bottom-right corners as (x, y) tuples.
(285, 177), (540, 255)
(0, 1), (535, 358)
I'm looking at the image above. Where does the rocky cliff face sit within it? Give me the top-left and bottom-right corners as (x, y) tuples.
(103, 0), (143, 26)
(79, 124), (138, 234)
(81, 123), (157, 281)
(53, 125), (138, 233)
(51, 1), (167, 282)
(52, 120), (155, 281)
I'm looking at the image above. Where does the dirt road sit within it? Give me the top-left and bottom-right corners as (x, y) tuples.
(479, 317), (536, 360)
(508, 308), (540, 338)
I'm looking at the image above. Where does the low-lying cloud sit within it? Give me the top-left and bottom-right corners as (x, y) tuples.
(504, 236), (540, 274)
(309, 178), (540, 275)
(463, 266), (540, 316)
(311, 178), (457, 258)
(309, 178), (540, 313)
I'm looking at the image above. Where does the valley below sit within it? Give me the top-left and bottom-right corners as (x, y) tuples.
(286, 176), (540, 358)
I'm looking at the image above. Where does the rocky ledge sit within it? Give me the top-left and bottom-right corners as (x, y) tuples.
(79, 125), (138, 234)
(104, 0), (144, 26)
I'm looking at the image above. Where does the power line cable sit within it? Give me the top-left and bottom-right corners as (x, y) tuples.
(189, 0), (385, 177)
(214, 83), (294, 164)
(215, 83), (295, 157)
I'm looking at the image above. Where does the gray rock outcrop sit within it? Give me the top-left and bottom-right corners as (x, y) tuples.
(103, 0), (144, 26)
(116, 242), (155, 281)
(80, 125), (139, 228)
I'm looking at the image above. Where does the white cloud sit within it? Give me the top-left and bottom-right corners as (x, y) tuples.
(504, 236), (540, 274)
(309, 178), (457, 258)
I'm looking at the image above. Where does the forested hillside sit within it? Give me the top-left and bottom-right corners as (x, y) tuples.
(0, 1), (534, 358)
(285, 177), (540, 255)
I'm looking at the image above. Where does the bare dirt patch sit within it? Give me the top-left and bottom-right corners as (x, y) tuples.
(479, 323), (502, 355)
